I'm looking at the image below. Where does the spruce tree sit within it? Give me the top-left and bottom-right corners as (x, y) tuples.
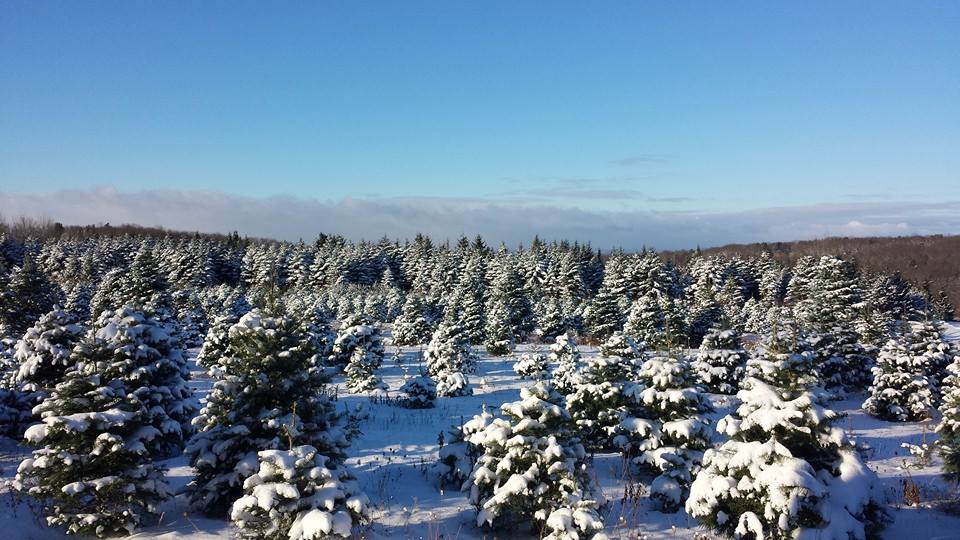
(567, 347), (637, 452)
(185, 310), (351, 515)
(936, 354), (960, 483)
(231, 445), (369, 539)
(616, 354), (712, 512)
(329, 322), (385, 369)
(514, 349), (550, 380)
(584, 285), (623, 342)
(399, 375), (437, 408)
(465, 383), (604, 539)
(484, 295), (514, 356)
(424, 320), (476, 396)
(391, 295), (433, 346)
(598, 331), (643, 360)
(863, 336), (936, 421)
(692, 328), (747, 394)
(688, 330), (887, 539)
(344, 326), (386, 393)
(548, 332), (582, 395)
(13, 321), (172, 537)
(0, 255), (57, 337)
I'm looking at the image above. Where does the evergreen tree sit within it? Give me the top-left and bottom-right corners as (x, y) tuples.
(810, 327), (873, 393)
(616, 354), (712, 511)
(0, 255), (57, 337)
(536, 296), (569, 341)
(329, 322), (385, 369)
(465, 383), (605, 539)
(863, 336), (936, 421)
(344, 326), (386, 392)
(688, 330), (887, 539)
(514, 349), (550, 380)
(424, 320), (476, 396)
(13, 322), (172, 537)
(488, 266), (535, 341)
(548, 332), (582, 395)
(936, 354), (960, 483)
(567, 347), (637, 452)
(692, 328), (747, 394)
(584, 285), (623, 342)
(185, 310), (351, 515)
(399, 375), (437, 408)
(598, 331), (643, 360)
(231, 445), (369, 539)
(391, 295), (433, 346)
(483, 295), (514, 356)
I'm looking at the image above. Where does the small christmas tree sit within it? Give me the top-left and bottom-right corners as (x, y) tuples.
(567, 350), (637, 452)
(863, 336), (936, 422)
(617, 354), (712, 511)
(691, 328), (746, 394)
(810, 326), (873, 394)
(231, 445), (369, 539)
(598, 331), (643, 360)
(465, 383), (604, 538)
(329, 322), (385, 370)
(549, 332), (582, 395)
(344, 334), (386, 393)
(186, 309), (351, 515)
(937, 354), (960, 483)
(399, 375), (437, 408)
(514, 349), (550, 380)
(433, 407), (493, 488)
(484, 296), (515, 356)
(424, 320), (477, 397)
(11, 307), (84, 408)
(687, 328), (887, 539)
(392, 295), (434, 346)
(13, 334), (171, 537)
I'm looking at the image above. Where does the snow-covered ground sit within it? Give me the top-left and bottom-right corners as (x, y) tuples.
(4, 334), (960, 539)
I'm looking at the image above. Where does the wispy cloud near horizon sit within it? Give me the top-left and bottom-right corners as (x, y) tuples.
(1, 187), (958, 250)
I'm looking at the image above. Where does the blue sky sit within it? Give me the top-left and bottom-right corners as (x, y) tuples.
(1, 2), (958, 247)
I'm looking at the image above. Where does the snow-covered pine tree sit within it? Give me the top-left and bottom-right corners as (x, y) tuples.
(688, 329), (887, 539)
(616, 354), (712, 511)
(424, 319), (476, 396)
(793, 255), (862, 335)
(488, 265), (535, 341)
(344, 331), (386, 393)
(623, 291), (680, 351)
(905, 319), (957, 391)
(399, 375), (437, 408)
(937, 353), (960, 483)
(185, 310), (351, 515)
(92, 306), (196, 457)
(584, 284), (624, 342)
(483, 294), (514, 356)
(548, 332), (583, 395)
(536, 296), (568, 342)
(465, 382), (605, 538)
(197, 313), (238, 376)
(566, 344), (638, 452)
(13, 326), (171, 537)
(514, 349), (550, 380)
(863, 335), (936, 421)
(433, 407), (493, 488)
(7, 308), (85, 432)
(691, 328), (746, 394)
(64, 283), (92, 322)
(598, 331), (643, 360)
(0, 255), (58, 337)
(811, 326), (873, 394)
(329, 322), (385, 370)
(230, 445), (369, 540)
(391, 295), (433, 346)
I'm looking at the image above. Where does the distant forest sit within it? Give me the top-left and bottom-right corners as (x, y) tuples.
(662, 235), (960, 320)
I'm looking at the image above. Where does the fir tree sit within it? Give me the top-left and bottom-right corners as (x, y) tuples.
(424, 320), (476, 396)
(185, 310), (351, 515)
(617, 354), (712, 512)
(344, 327), (386, 393)
(13, 328), (172, 537)
(465, 383), (605, 538)
(863, 336), (936, 421)
(598, 331), (643, 360)
(399, 375), (437, 408)
(329, 322), (385, 370)
(691, 328), (747, 394)
(514, 349), (550, 380)
(936, 354), (960, 483)
(0, 255), (57, 337)
(231, 445), (369, 539)
(484, 295), (514, 356)
(548, 332), (583, 395)
(584, 285), (624, 342)
(688, 329), (887, 539)
(391, 295), (433, 346)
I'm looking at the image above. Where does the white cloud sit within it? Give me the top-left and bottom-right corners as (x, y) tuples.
(2, 187), (958, 250)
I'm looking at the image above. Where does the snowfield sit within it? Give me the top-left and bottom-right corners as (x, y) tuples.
(3, 329), (960, 539)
